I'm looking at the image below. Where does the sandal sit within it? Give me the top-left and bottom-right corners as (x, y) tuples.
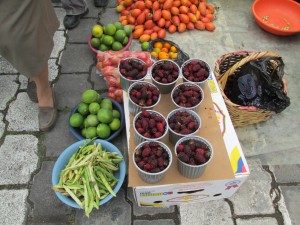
(27, 80), (38, 103)
(39, 88), (58, 131)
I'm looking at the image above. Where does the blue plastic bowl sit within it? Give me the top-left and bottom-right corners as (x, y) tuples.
(52, 139), (126, 209)
(69, 97), (125, 141)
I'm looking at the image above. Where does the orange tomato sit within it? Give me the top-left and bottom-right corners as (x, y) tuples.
(163, 42), (171, 49)
(135, 1), (146, 10)
(173, 0), (181, 7)
(130, 8), (142, 18)
(194, 21), (205, 30)
(152, 1), (160, 10)
(205, 22), (215, 31)
(161, 47), (169, 53)
(152, 26), (161, 32)
(187, 13), (197, 22)
(158, 18), (166, 27)
(168, 24), (177, 33)
(201, 17), (210, 23)
(179, 5), (189, 14)
(179, 14), (189, 24)
(178, 22), (187, 32)
(143, 29), (153, 35)
(163, 0), (173, 10)
(123, 0), (133, 7)
(158, 51), (169, 59)
(162, 10), (171, 20)
(145, 0), (152, 8)
(189, 4), (198, 14)
(136, 12), (146, 24)
(157, 29), (167, 38)
(139, 34), (151, 43)
(153, 9), (162, 21)
(198, 2), (206, 16)
(127, 15), (136, 24)
(116, 4), (125, 12)
(206, 4), (215, 14)
(206, 14), (215, 21)
(154, 41), (163, 49)
(170, 6), (179, 15)
(150, 32), (158, 40)
(144, 20), (155, 29)
(133, 28), (144, 38)
(187, 22), (195, 30)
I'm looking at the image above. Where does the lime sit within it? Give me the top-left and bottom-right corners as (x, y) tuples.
(104, 23), (117, 36)
(112, 109), (120, 118)
(70, 113), (84, 128)
(99, 44), (109, 51)
(96, 123), (111, 139)
(89, 102), (101, 114)
(92, 24), (103, 38)
(97, 108), (113, 124)
(109, 118), (121, 131)
(77, 102), (89, 116)
(100, 99), (113, 110)
(114, 21), (124, 30)
(122, 36), (129, 45)
(81, 128), (87, 138)
(112, 41), (123, 51)
(123, 25), (132, 35)
(85, 114), (99, 127)
(91, 38), (101, 48)
(114, 29), (126, 42)
(141, 42), (149, 51)
(86, 127), (98, 139)
(102, 35), (114, 46)
(82, 89), (100, 104)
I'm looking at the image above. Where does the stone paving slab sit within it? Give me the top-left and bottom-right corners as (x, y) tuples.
(228, 159), (274, 215)
(68, 19), (97, 43)
(127, 187), (175, 216)
(279, 186), (300, 225)
(0, 113), (5, 139)
(0, 135), (38, 185)
(236, 217), (278, 225)
(179, 200), (234, 225)
(0, 75), (18, 110)
(6, 93), (39, 131)
(0, 189), (28, 225)
(28, 161), (73, 218)
(51, 31), (66, 58)
(74, 189), (131, 225)
(270, 165), (300, 183)
(29, 223), (67, 225)
(55, 74), (91, 110)
(44, 111), (78, 158)
(134, 220), (175, 225)
(0, 56), (18, 74)
(60, 44), (94, 74)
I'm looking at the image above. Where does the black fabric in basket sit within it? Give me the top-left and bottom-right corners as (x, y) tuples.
(148, 38), (189, 66)
(224, 56), (290, 113)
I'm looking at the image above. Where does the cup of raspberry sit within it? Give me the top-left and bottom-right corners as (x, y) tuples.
(167, 108), (201, 146)
(118, 57), (148, 91)
(171, 82), (204, 112)
(175, 136), (214, 179)
(150, 59), (180, 94)
(180, 59), (211, 89)
(128, 81), (161, 116)
(133, 110), (168, 145)
(133, 141), (172, 183)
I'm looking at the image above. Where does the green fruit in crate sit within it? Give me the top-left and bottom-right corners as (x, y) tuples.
(114, 29), (126, 42)
(124, 25), (132, 35)
(122, 36), (129, 45)
(91, 38), (101, 48)
(112, 109), (120, 118)
(96, 123), (111, 139)
(89, 102), (101, 114)
(102, 35), (114, 46)
(112, 41), (123, 51)
(85, 114), (99, 127)
(81, 128), (87, 138)
(101, 99), (113, 110)
(91, 24), (103, 38)
(77, 102), (89, 116)
(104, 23), (117, 36)
(85, 127), (97, 139)
(99, 44), (109, 51)
(70, 113), (84, 128)
(97, 108), (113, 124)
(141, 42), (149, 51)
(114, 21), (124, 30)
(82, 89), (100, 104)
(109, 118), (121, 131)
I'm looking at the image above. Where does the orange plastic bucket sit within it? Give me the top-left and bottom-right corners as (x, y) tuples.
(252, 0), (300, 36)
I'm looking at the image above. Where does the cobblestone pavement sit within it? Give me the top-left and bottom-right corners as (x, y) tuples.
(0, 0), (299, 225)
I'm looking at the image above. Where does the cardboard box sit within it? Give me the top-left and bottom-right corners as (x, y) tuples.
(123, 74), (249, 207)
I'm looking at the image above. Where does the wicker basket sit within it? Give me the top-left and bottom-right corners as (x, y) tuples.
(214, 51), (287, 127)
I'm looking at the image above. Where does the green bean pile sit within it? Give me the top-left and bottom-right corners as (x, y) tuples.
(52, 140), (123, 217)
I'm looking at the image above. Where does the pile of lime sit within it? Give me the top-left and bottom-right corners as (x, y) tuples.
(70, 89), (122, 139)
(90, 22), (132, 51)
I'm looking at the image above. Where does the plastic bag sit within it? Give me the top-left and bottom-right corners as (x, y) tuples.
(224, 56), (290, 113)
(96, 51), (153, 103)
(148, 38), (189, 66)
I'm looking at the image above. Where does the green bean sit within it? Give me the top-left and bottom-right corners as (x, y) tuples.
(99, 173), (116, 197)
(63, 185), (84, 208)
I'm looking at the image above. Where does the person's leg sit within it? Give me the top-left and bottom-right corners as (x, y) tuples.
(61, 0), (88, 29)
(31, 64), (57, 131)
(31, 65), (53, 108)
